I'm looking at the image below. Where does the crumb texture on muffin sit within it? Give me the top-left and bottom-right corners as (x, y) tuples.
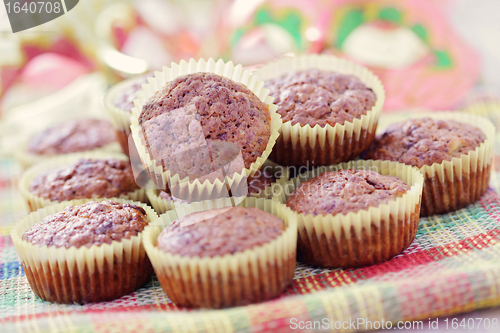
(22, 200), (148, 248)
(138, 72), (271, 178)
(28, 119), (116, 155)
(363, 118), (485, 168)
(265, 69), (376, 127)
(157, 206), (285, 257)
(29, 158), (139, 202)
(286, 169), (410, 216)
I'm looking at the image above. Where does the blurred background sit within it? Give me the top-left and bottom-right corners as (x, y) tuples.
(0, 0), (499, 157)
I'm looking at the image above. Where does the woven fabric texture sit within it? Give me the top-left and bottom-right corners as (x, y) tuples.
(1, 104), (500, 332)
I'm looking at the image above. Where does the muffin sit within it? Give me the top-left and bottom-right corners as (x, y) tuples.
(11, 199), (158, 304)
(17, 118), (119, 168)
(275, 160), (424, 268)
(130, 58), (281, 202)
(143, 198), (297, 308)
(254, 54), (384, 167)
(362, 114), (495, 216)
(18, 153), (146, 211)
(247, 169), (277, 198)
(104, 73), (152, 156)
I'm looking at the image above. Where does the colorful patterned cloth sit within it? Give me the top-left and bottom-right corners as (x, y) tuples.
(1, 104), (500, 332)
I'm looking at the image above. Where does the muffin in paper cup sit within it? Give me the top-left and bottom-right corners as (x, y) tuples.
(363, 112), (495, 217)
(143, 197), (297, 308)
(10, 198), (158, 304)
(274, 160), (424, 268)
(18, 152), (147, 212)
(103, 74), (153, 157)
(252, 54), (384, 167)
(129, 58), (282, 203)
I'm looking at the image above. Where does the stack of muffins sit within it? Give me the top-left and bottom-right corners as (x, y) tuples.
(12, 55), (495, 309)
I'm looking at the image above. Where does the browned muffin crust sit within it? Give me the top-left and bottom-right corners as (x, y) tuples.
(157, 207), (285, 257)
(362, 118), (485, 168)
(138, 72), (271, 179)
(248, 170), (275, 194)
(22, 200), (148, 248)
(265, 69), (376, 127)
(28, 119), (116, 155)
(113, 74), (150, 112)
(286, 169), (409, 216)
(29, 158), (139, 202)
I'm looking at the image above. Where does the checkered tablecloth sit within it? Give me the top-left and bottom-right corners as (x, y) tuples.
(1, 104), (500, 332)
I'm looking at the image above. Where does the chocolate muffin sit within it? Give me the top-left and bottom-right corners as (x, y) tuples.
(286, 169), (410, 216)
(362, 118), (485, 168)
(138, 72), (271, 181)
(145, 200), (297, 308)
(157, 207), (285, 257)
(13, 200), (156, 304)
(275, 160), (424, 268)
(27, 118), (116, 155)
(29, 158), (139, 203)
(23, 201), (149, 248)
(266, 69), (376, 127)
(254, 55), (383, 168)
(362, 117), (490, 216)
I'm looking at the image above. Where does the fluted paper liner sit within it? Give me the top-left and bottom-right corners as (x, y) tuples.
(15, 139), (122, 170)
(274, 160), (424, 268)
(10, 198), (159, 304)
(253, 54), (384, 167)
(130, 58), (282, 202)
(18, 152), (147, 212)
(104, 76), (154, 156)
(143, 197), (297, 308)
(406, 112), (495, 216)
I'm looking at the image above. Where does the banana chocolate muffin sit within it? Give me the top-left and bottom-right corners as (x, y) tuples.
(286, 169), (410, 216)
(157, 207), (285, 258)
(138, 72), (271, 181)
(27, 118), (116, 155)
(23, 201), (149, 248)
(362, 118), (485, 168)
(265, 69), (376, 127)
(362, 117), (488, 216)
(29, 158), (139, 202)
(18, 200), (154, 304)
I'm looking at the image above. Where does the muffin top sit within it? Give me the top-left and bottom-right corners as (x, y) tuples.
(113, 74), (150, 112)
(29, 158), (139, 202)
(156, 206), (285, 257)
(362, 118), (485, 168)
(138, 72), (271, 180)
(28, 118), (116, 155)
(265, 69), (376, 127)
(286, 169), (410, 216)
(248, 170), (276, 194)
(22, 200), (149, 248)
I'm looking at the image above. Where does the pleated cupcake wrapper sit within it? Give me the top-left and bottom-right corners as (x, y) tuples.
(18, 152), (147, 212)
(10, 198), (159, 304)
(15, 140), (123, 170)
(145, 178), (282, 214)
(129, 58), (282, 202)
(146, 189), (176, 214)
(104, 77), (154, 156)
(253, 54), (384, 167)
(410, 112), (495, 216)
(274, 160), (424, 268)
(143, 197), (297, 308)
